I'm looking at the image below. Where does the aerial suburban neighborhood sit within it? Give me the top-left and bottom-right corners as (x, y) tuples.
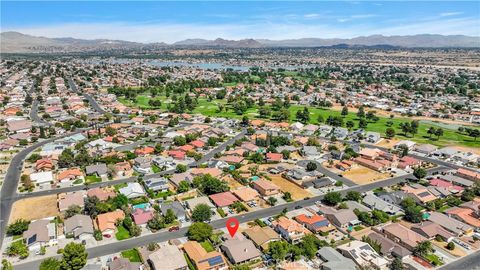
(1, 1), (480, 270)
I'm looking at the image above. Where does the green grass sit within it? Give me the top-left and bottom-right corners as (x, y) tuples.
(217, 208), (226, 218)
(72, 179), (83, 185)
(85, 175), (102, 184)
(151, 164), (161, 173)
(200, 240), (215, 252)
(115, 225), (131, 240)
(354, 225), (364, 231)
(121, 248), (141, 262)
(425, 254), (443, 266)
(117, 94), (477, 147)
(184, 254), (195, 270)
(114, 182), (128, 192)
(438, 205), (451, 213)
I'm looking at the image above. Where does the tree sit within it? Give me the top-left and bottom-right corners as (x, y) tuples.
(173, 136), (186, 146)
(65, 205), (82, 219)
(187, 222), (213, 242)
(345, 191), (362, 202)
(7, 240), (29, 258)
(427, 127), (436, 138)
(385, 128), (396, 139)
(446, 242), (455, 250)
(299, 234), (326, 259)
(177, 180), (190, 193)
(390, 257), (404, 270)
(176, 164), (187, 173)
(306, 162), (317, 171)
(192, 174), (229, 195)
(2, 259), (13, 270)
(282, 192), (292, 202)
(147, 214), (165, 231)
(413, 241), (433, 257)
(362, 235), (382, 253)
(267, 240), (290, 262)
(434, 128), (444, 140)
(404, 206), (423, 223)
(60, 242), (87, 270)
(191, 203), (212, 222)
(6, 219), (30, 235)
(323, 192), (342, 206)
(346, 120), (354, 130)
(267, 197), (277, 206)
(413, 167), (427, 180)
(40, 258), (61, 270)
(357, 106), (365, 118)
(281, 150), (290, 159)
(164, 209), (177, 224)
(341, 106), (348, 117)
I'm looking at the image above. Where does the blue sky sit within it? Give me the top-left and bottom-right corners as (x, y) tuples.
(1, 1), (479, 43)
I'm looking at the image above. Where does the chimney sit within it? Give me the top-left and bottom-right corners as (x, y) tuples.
(244, 248), (248, 253)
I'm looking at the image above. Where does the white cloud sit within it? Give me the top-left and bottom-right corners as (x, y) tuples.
(3, 16), (478, 43)
(440, 12), (463, 17)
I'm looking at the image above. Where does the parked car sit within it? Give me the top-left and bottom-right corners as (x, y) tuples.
(169, 226), (179, 232)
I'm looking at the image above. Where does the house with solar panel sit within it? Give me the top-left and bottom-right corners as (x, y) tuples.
(183, 241), (228, 270)
(23, 219), (57, 253)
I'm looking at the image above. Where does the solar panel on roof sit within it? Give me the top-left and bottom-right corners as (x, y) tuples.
(207, 255), (223, 266)
(418, 192), (430, 197)
(27, 234), (37, 245)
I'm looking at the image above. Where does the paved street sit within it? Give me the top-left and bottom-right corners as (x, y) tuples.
(67, 78), (107, 115)
(13, 166), (447, 269)
(0, 130), (82, 249)
(297, 159), (357, 187)
(439, 250), (480, 270)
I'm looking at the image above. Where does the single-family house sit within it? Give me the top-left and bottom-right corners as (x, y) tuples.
(428, 212), (473, 236)
(131, 208), (155, 226)
(317, 247), (357, 270)
(57, 168), (84, 183)
(411, 221), (455, 242)
(144, 177), (169, 192)
(133, 157), (152, 174)
(382, 223), (427, 251)
(252, 179), (280, 196)
(272, 216), (310, 243)
(23, 219), (57, 252)
(183, 241), (228, 270)
(119, 183), (146, 199)
(294, 213), (333, 233)
(85, 163), (108, 179)
(220, 235), (262, 265)
(94, 209), (125, 235)
(209, 191), (239, 208)
(161, 201), (186, 222)
(243, 226), (281, 250)
(148, 244), (188, 270)
(58, 191), (85, 212)
(64, 214), (94, 240)
(232, 187), (259, 203)
(29, 171), (54, 185)
(87, 187), (116, 201)
(337, 240), (388, 270)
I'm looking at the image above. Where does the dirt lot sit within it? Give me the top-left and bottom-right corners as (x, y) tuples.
(375, 138), (400, 149)
(449, 146), (480, 156)
(268, 174), (311, 200)
(341, 165), (392, 185)
(9, 195), (59, 223)
(432, 240), (467, 257)
(222, 175), (244, 189)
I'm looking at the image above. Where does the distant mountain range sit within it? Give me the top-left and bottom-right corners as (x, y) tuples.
(1, 31), (479, 53)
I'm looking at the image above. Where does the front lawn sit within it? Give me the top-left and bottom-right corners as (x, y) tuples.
(115, 225), (131, 240)
(85, 175), (102, 184)
(151, 165), (162, 173)
(354, 225), (364, 231)
(114, 183), (128, 192)
(72, 179), (83, 185)
(121, 248), (141, 262)
(425, 254), (443, 266)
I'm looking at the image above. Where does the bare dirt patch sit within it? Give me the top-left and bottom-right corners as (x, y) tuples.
(448, 146), (480, 156)
(9, 195), (59, 223)
(375, 138), (400, 149)
(268, 174), (311, 200)
(341, 165), (391, 185)
(432, 240), (467, 257)
(222, 175), (245, 189)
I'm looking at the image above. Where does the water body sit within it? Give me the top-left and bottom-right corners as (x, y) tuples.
(148, 60), (251, 71)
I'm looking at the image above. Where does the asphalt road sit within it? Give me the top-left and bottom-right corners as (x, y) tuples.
(0, 131), (83, 250)
(439, 250), (480, 270)
(29, 99), (52, 127)
(67, 78), (107, 115)
(13, 166), (448, 269)
(192, 129), (247, 166)
(297, 160), (357, 187)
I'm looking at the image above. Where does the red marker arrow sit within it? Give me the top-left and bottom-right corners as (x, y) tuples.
(226, 217), (239, 237)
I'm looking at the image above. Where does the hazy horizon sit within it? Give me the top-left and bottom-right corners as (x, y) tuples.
(1, 1), (479, 43)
